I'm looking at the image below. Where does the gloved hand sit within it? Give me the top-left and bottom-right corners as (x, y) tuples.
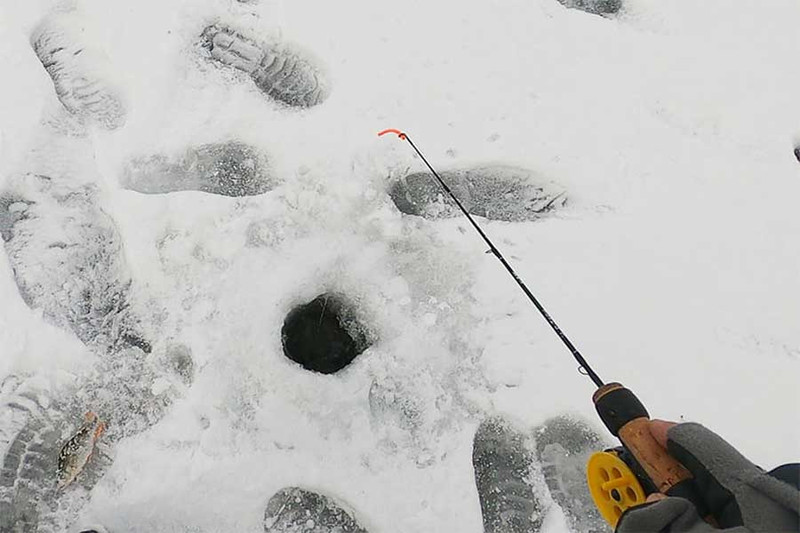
(616, 421), (799, 533)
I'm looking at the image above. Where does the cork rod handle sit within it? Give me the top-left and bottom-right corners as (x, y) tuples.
(593, 383), (692, 493)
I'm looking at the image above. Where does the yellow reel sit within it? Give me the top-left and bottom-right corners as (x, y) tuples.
(586, 451), (648, 528)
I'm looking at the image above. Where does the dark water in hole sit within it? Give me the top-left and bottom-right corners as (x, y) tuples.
(281, 294), (371, 374)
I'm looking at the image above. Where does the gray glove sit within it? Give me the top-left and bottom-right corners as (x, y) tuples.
(617, 423), (799, 533)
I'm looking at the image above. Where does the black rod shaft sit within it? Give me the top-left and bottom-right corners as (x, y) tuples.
(402, 134), (604, 388)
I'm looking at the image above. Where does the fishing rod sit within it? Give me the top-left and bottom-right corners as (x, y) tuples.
(378, 129), (604, 388)
(378, 128), (709, 528)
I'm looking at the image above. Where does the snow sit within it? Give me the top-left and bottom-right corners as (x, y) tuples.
(1, 0), (799, 531)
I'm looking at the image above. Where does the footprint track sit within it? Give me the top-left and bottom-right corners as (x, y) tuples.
(202, 25), (330, 109)
(264, 487), (369, 533)
(390, 165), (567, 223)
(122, 141), (275, 197)
(0, 174), (139, 353)
(472, 418), (547, 533)
(31, 13), (126, 130)
(555, 0), (621, 16)
(1, 143), (191, 530)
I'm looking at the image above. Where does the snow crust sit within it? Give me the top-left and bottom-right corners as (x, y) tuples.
(1, 0), (799, 531)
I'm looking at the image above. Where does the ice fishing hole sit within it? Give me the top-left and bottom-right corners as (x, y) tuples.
(281, 293), (371, 374)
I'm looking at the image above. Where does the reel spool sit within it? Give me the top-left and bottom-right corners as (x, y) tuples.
(586, 450), (647, 528)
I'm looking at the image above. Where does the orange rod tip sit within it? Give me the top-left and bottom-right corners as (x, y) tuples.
(377, 128), (406, 139)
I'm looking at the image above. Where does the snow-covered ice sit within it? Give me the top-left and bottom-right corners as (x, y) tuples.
(1, 0), (798, 531)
